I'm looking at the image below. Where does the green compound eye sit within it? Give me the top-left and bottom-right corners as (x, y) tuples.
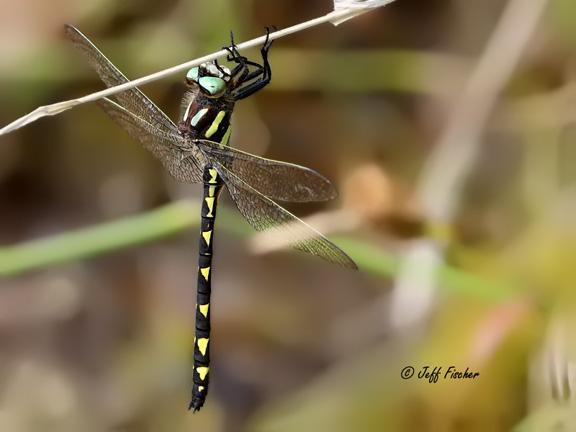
(198, 76), (227, 96)
(186, 67), (200, 82)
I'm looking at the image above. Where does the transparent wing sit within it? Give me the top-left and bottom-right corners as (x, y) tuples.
(214, 162), (357, 269)
(98, 98), (205, 183)
(64, 24), (177, 135)
(196, 139), (337, 202)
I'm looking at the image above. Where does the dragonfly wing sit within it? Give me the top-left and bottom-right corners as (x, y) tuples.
(65, 24), (177, 135)
(196, 139), (337, 202)
(98, 98), (205, 183)
(214, 162), (357, 269)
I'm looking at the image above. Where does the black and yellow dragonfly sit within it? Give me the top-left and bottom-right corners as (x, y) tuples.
(65, 25), (357, 412)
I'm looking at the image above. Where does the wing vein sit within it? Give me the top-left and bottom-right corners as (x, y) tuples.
(214, 162), (357, 269)
(196, 139), (337, 202)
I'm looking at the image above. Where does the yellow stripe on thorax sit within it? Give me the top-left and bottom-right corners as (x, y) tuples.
(221, 125), (232, 146)
(205, 111), (226, 138)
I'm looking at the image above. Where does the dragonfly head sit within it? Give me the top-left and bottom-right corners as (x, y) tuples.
(186, 62), (231, 98)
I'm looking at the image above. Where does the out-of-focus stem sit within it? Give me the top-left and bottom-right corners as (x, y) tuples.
(391, 0), (551, 327)
(0, 201), (518, 303)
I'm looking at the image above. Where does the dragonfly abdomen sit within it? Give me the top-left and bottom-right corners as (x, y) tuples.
(189, 166), (223, 412)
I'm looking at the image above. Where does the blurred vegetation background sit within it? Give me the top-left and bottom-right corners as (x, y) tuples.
(1, 0), (576, 431)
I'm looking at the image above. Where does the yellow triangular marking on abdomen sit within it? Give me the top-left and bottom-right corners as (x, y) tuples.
(197, 366), (209, 381)
(199, 304), (209, 317)
(200, 267), (210, 281)
(197, 338), (209, 356)
(205, 197), (215, 217)
(208, 186), (216, 197)
(208, 168), (218, 184)
(202, 230), (212, 246)
(198, 386), (205, 392)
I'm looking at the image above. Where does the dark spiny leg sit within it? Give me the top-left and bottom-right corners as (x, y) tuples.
(230, 59), (266, 90)
(242, 67), (265, 83)
(225, 51), (265, 91)
(232, 27), (274, 100)
(228, 63), (248, 85)
(229, 61), (247, 78)
(229, 67), (266, 95)
(226, 31), (243, 61)
(236, 57), (266, 70)
(189, 166), (222, 412)
(225, 30), (268, 80)
(224, 43), (249, 81)
(236, 57), (266, 74)
(213, 59), (229, 78)
(230, 49), (270, 87)
(232, 65), (270, 99)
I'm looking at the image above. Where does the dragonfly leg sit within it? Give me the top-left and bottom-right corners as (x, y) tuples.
(225, 33), (261, 78)
(231, 27), (274, 100)
(213, 58), (230, 78)
(224, 37), (251, 85)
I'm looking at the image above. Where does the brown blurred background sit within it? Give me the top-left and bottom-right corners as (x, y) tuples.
(1, 0), (576, 431)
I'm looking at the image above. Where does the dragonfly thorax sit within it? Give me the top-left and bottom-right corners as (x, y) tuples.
(179, 91), (234, 145)
(180, 62), (235, 142)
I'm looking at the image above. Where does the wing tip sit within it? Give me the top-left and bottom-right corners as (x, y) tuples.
(314, 169), (339, 201)
(63, 23), (79, 38)
(326, 182), (339, 201)
(346, 259), (359, 271)
(336, 253), (359, 271)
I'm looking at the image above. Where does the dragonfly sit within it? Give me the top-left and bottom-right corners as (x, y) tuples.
(64, 24), (357, 412)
